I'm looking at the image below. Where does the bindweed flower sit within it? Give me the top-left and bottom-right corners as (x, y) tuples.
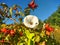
(23, 15), (39, 28)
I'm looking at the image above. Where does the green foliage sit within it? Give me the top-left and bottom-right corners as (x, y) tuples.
(24, 7), (31, 16)
(37, 20), (43, 30)
(0, 2), (60, 45)
(44, 6), (60, 45)
(0, 3), (32, 24)
(44, 6), (60, 27)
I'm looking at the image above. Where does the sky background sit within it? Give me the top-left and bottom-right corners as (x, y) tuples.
(0, 0), (60, 24)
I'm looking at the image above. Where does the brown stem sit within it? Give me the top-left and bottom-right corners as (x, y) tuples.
(10, 18), (18, 24)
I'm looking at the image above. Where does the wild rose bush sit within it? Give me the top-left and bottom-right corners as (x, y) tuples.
(0, 23), (55, 45)
(0, 1), (60, 45)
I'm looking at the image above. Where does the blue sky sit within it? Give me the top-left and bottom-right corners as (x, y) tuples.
(0, 0), (60, 24)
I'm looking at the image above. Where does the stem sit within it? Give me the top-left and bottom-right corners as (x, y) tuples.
(28, 39), (30, 45)
(10, 18), (18, 24)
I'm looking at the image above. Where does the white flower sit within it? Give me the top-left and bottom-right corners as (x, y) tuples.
(23, 15), (39, 28)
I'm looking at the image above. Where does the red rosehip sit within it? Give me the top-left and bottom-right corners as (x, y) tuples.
(1, 28), (7, 33)
(7, 30), (10, 34)
(0, 40), (4, 43)
(45, 24), (49, 28)
(29, 1), (34, 6)
(31, 4), (37, 9)
(28, 1), (37, 9)
(45, 26), (54, 32)
(20, 31), (23, 36)
(10, 30), (15, 36)
(46, 31), (50, 36)
(48, 27), (54, 32)
(45, 26), (49, 31)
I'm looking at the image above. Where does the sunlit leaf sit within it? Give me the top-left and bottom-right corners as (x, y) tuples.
(25, 30), (34, 39)
(9, 7), (13, 16)
(19, 11), (24, 16)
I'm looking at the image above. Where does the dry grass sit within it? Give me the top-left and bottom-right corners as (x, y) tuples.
(54, 27), (60, 43)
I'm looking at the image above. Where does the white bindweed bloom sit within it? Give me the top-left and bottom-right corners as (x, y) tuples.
(23, 15), (39, 28)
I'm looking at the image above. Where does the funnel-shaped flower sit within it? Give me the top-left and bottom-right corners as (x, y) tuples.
(23, 15), (39, 28)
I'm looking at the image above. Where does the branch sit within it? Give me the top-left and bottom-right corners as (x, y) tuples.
(10, 18), (18, 24)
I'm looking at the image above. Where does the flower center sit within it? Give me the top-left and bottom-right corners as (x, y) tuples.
(29, 22), (33, 25)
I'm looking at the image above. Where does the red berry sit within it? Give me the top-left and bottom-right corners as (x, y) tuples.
(1, 28), (7, 33)
(45, 26), (49, 31)
(29, 1), (34, 6)
(31, 4), (37, 9)
(48, 27), (54, 32)
(46, 31), (50, 36)
(10, 30), (15, 36)
(46, 27), (54, 32)
(45, 24), (49, 28)
(0, 40), (4, 43)
(7, 30), (10, 34)
(20, 31), (23, 36)
(28, 0), (37, 9)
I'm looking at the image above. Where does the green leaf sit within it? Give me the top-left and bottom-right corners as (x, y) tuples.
(19, 11), (24, 16)
(0, 3), (8, 7)
(35, 35), (40, 42)
(30, 40), (33, 45)
(24, 7), (31, 16)
(25, 30), (34, 39)
(9, 7), (13, 16)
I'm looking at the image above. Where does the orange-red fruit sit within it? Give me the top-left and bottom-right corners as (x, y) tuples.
(1, 28), (7, 33)
(48, 27), (54, 32)
(29, 1), (34, 6)
(46, 31), (50, 36)
(7, 30), (10, 34)
(0, 40), (4, 43)
(20, 31), (23, 36)
(10, 30), (15, 36)
(45, 24), (49, 28)
(46, 27), (54, 32)
(28, 1), (37, 9)
(45, 24), (54, 32)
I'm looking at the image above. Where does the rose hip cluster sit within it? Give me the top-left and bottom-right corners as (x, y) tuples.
(45, 24), (54, 36)
(1, 28), (15, 36)
(1, 28), (23, 36)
